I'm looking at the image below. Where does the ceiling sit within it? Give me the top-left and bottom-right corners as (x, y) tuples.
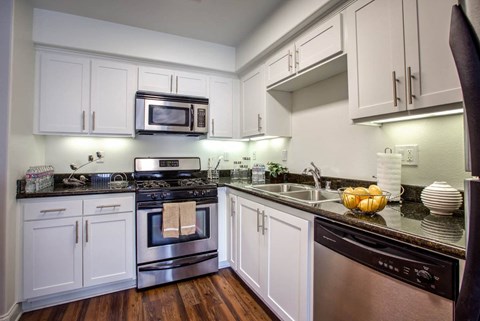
(30, 0), (288, 47)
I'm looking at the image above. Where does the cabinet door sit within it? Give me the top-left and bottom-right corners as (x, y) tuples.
(241, 66), (266, 137)
(347, 0), (406, 119)
(227, 194), (238, 270)
(295, 14), (343, 73)
(83, 212), (134, 287)
(209, 76), (233, 138)
(138, 66), (174, 93)
(264, 208), (310, 321)
(237, 197), (264, 293)
(91, 59), (137, 135)
(175, 71), (208, 97)
(37, 52), (90, 134)
(265, 44), (295, 87)
(24, 217), (82, 299)
(403, 0), (462, 110)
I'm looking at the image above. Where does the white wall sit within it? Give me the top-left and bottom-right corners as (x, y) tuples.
(43, 136), (249, 174)
(7, 0), (43, 317)
(263, 72), (469, 190)
(236, 0), (343, 72)
(33, 9), (236, 73)
(0, 0), (13, 316)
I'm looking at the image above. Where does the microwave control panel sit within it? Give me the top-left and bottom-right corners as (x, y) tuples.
(197, 109), (206, 128)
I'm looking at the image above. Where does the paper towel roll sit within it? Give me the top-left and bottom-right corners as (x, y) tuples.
(376, 153), (402, 202)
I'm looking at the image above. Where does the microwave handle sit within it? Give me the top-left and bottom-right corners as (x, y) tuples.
(190, 105), (194, 131)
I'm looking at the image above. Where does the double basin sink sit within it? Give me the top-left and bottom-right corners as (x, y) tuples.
(248, 183), (340, 205)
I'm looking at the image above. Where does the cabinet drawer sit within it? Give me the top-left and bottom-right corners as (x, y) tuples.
(24, 199), (83, 221)
(83, 195), (134, 215)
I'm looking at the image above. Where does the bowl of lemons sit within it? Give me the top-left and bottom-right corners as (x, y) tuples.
(338, 185), (391, 215)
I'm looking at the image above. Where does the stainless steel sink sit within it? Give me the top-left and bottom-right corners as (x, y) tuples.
(249, 183), (314, 193)
(248, 183), (340, 205)
(280, 189), (340, 204)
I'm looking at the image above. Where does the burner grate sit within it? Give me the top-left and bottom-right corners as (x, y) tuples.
(138, 180), (171, 189)
(178, 178), (207, 187)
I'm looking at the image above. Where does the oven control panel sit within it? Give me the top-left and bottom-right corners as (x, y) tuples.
(137, 188), (218, 202)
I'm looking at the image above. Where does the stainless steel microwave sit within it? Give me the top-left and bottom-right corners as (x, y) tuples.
(135, 91), (208, 135)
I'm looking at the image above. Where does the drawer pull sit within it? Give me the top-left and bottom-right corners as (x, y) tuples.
(40, 208), (67, 214)
(85, 220), (89, 243)
(96, 204), (121, 209)
(75, 221), (79, 244)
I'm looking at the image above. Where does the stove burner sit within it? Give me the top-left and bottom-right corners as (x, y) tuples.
(178, 178), (207, 187)
(139, 180), (170, 189)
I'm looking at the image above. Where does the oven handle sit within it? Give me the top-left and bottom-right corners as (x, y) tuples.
(137, 198), (218, 210)
(138, 252), (217, 271)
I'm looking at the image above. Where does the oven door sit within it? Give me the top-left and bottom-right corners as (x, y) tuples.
(136, 199), (218, 264)
(143, 99), (192, 132)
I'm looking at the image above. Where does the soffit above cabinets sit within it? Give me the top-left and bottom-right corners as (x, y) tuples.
(30, 0), (287, 47)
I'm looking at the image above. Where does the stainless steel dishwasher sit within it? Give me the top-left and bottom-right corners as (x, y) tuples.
(314, 218), (459, 321)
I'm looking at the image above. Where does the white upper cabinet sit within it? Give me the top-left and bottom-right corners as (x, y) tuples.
(91, 59), (137, 135)
(347, 0), (462, 120)
(138, 66), (208, 98)
(295, 14), (343, 73)
(241, 65), (292, 138)
(265, 14), (344, 89)
(35, 50), (137, 136)
(209, 76), (235, 138)
(36, 52), (90, 134)
(137, 66), (173, 93)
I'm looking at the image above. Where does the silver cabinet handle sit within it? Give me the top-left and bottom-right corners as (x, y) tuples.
(96, 204), (120, 209)
(256, 208), (261, 233)
(170, 75), (173, 93)
(212, 118), (215, 136)
(40, 208), (66, 214)
(176, 76), (179, 94)
(92, 111), (96, 131)
(407, 66), (416, 104)
(82, 111), (86, 131)
(295, 49), (299, 68)
(85, 220), (89, 243)
(392, 71), (399, 107)
(231, 198), (235, 216)
(288, 51), (292, 72)
(257, 114), (262, 132)
(75, 221), (79, 244)
(261, 210), (267, 235)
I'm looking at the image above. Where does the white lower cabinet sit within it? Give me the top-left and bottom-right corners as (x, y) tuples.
(23, 217), (83, 298)
(235, 195), (310, 321)
(83, 212), (133, 287)
(22, 194), (135, 300)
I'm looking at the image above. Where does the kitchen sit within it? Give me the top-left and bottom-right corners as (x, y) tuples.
(0, 0), (477, 320)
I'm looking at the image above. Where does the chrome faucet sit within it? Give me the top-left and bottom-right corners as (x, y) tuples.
(302, 162), (322, 189)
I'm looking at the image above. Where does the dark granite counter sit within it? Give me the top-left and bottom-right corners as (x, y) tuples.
(222, 179), (466, 260)
(16, 183), (135, 199)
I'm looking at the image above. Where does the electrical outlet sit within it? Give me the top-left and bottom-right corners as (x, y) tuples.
(252, 151), (256, 160)
(394, 144), (418, 166)
(282, 150), (288, 162)
(96, 151), (104, 163)
(223, 152), (229, 161)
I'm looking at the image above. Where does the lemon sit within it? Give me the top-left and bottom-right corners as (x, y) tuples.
(353, 187), (370, 200)
(344, 187), (354, 194)
(342, 193), (359, 209)
(375, 195), (388, 211)
(368, 184), (383, 196)
(358, 198), (380, 212)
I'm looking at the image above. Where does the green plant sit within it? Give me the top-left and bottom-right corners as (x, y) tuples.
(267, 162), (288, 178)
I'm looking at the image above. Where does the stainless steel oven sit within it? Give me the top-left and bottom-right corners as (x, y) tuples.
(135, 92), (208, 135)
(134, 157), (218, 289)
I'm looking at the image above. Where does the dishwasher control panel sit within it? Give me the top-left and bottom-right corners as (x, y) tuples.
(315, 218), (459, 300)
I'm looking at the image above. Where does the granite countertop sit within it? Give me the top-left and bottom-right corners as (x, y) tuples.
(222, 179), (466, 260)
(16, 174), (466, 259)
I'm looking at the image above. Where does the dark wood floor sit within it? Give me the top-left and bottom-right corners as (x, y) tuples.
(20, 268), (279, 321)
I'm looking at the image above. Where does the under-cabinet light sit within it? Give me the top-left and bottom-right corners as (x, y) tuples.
(368, 108), (464, 125)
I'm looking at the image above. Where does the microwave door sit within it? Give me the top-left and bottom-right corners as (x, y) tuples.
(146, 100), (191, 132)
